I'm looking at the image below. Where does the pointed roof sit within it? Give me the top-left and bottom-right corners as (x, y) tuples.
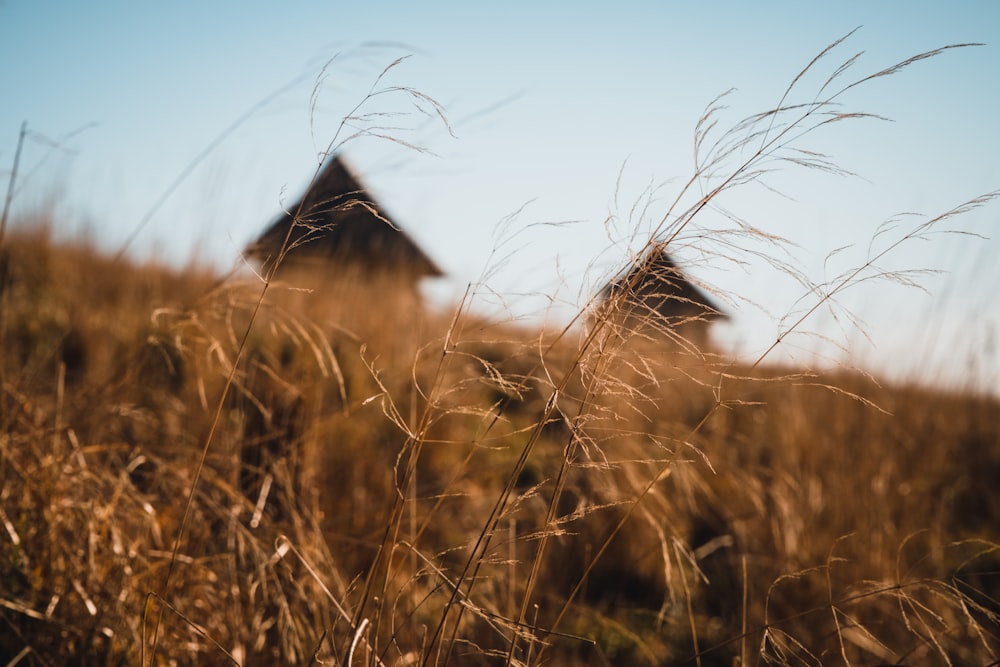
(246, 156), (442, 278)
(602, 246), (726, 324)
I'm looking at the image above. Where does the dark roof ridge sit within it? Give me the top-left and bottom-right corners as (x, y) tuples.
(246, 154), (442, 278)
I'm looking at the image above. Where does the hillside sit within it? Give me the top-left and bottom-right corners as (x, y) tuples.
(1, 225), (998, 666)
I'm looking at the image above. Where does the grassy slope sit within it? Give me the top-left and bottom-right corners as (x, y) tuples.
(0, 225), (997, 666)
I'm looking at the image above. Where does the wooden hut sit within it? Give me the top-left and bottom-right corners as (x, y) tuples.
(599, 245), (726, 348)
(245, 155), (442, 284)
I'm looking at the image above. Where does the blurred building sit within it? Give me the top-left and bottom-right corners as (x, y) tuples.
(599, 245), (727, 349)
(245, 155), (442, 286)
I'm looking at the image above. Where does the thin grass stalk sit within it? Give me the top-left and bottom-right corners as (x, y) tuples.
(144, 74), (362, 667)
(142, 53), (453, 663)
(427, 307), (622, 665)
(0, 121), (26, 248)
(504, 343), (610, 665)
(531, 37), (988, 663)
(0, 121), (27, 397)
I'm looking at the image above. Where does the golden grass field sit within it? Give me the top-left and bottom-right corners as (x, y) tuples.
(0, 218), (997, 666)
(2, 37), (999, 667)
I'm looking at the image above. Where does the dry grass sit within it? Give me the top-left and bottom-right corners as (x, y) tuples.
(2, 35), (999, 667)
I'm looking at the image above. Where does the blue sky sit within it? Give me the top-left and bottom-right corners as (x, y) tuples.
(2, 1), (999, 391)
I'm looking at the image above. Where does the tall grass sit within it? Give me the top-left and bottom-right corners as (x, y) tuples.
(1, 35), (999, 666)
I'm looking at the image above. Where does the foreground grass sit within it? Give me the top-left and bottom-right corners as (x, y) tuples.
(0, 225), (997, 666)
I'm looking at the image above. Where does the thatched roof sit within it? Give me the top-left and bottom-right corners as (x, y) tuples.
(245, 156), (442, 278)
(602, 247), (727, 325)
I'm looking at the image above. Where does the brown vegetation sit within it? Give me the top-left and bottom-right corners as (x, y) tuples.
(0, 223), (997, 666)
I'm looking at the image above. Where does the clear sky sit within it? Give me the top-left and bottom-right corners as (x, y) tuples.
(2, 1), (999, 392)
